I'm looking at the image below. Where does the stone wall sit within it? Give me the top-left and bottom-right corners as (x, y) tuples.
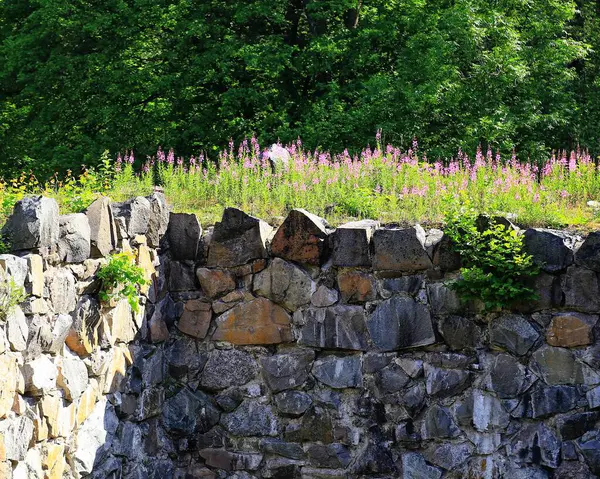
(0, 193), (168, 478)
(2, 199), (600, 478)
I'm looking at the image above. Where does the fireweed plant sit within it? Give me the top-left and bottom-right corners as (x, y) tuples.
(1, 137), (600, 228)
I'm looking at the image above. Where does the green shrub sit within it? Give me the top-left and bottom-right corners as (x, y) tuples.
(443, 206), (539, 311)
(0, 271), (26, 321)
(97, 252), (148, 312)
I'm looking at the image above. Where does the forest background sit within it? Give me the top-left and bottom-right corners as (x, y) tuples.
(1, 0), (600, 177)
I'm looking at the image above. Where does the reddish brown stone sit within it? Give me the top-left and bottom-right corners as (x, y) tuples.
(212, 297), (292, 345)
(196, 268), (236, 299)
(546, 313), (597, 347)
(337, 270), (376, 303)
(177, 299), (212, 338)
(271, 209), (329, 265)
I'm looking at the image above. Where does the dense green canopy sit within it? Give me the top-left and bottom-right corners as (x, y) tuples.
(0, 0), (598, 176)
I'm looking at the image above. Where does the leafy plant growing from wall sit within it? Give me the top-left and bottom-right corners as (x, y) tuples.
(0, 270), (26, 321)
(444, 206), (539, 311)
(97, 252), (148, 312)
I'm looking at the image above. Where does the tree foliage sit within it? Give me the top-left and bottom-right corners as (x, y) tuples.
(0, 0), (596, 176)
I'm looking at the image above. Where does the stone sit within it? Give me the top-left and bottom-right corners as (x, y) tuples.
(471, 390), (510, 431)
(337, 270), (376, 303)
(426, 282), (462, 315)
(401, 452), (442, 479)
(260, 439), (305, 460)
(311, 285), (339, 307)
(307, 444), (351, 468)
(196, 268), (236, 299)
(212, 297), (292, 345)
(85, 196), (118, 257)
(2, 196), (59, 251)
(424, 364), (471, 398)
(201, 349), (258, 390)
(431, 234), (462, 272)
(221, 399), (278, 436)
(424, 442), (472, 471)
(0, 353), (19, 417)
(587, 385), (600, 408)
(167, 213), (202, 261)
(508, 423), (561, 469)
(261, 349), (314, 392)
(166, 336), (207, 381)
(57, 348), (89, 401)
(168, 260), (197, 291)
(531, 345), (583, 385)
(77, 379), (100, 424)
(162, 388), (220, 435)
(372, 226), (433, 271)
(285, 405), (333, 443)
(103, 343), (133, 394)
(0, 254), (27, 288)
(199, 449), (263, 471)
(438, 316), (481, 350)
(112, 196), (152, 237)
(379, 275), (423, 298)
(57, 213), (91, 263)
(66, 296), (101, 357)
(42, 443), (66, 479)
(177, 299), (212, 338)
(145, 191), (170, 247)
(489, 314), (539, 356)
(331, 220), (379, 267)
(45, 268), (77, 314)
(485, 353), (531, 398)
(575, 231), (600, 271)
(579, 432), (600, 475)
(0, 415), (34, 461)
(368, 296), (435, 351)
(562, 266), (600, 312)
(271, 209), (329, 265)
(274, 391), (313, 416)
(546, 312), (597, 347)
(557, 412), (599, 440)
(254, 258), (315, 311)
(517, 272), (563, 312)
(375, 361), (411, 394)
(524, 228), (576, 272)
(298, 305), (369, 350)
(6, 306), (28, 351)
(22, 355), (57, 395)
(72, 398), (118, 476)
(528, 384), (581, 418)
(312, 355), (362, 388)
(24, 254), (43, 297)
(208, 208), (273, 267)
(421, 404), (461, 439)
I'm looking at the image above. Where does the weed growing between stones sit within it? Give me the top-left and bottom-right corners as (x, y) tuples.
(0, 270), (26, 321)
(444, 206), (539, 311)
(97, 252), (149, 312)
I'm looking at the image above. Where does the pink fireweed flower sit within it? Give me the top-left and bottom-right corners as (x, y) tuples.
(157, 147), (166, 163)
(167, 149), (175, 165)
(115, 153), (122, 172)
(533, 193), (540, 203)
(560, 190), (569, 198)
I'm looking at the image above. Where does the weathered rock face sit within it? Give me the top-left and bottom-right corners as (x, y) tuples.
(372, 226), (433, 272)
(85, 196), (118, 257)
(368, 296), (435, 351)
(4, 199), (600, 479)
(212, 297), (292, 344)
(524, 228), (577, 272)
(112, 196), (152, 237)
(208, 208), (273, 267)
(271, 209), (329, 265)
(1, 196), (59, 251)
(58, 213), (91, 263)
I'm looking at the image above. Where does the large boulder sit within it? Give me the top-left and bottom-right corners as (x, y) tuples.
(367, 296), (435, 351)
(523, 228), (577, 272)
(562, 266), (600, 312)
(372, 226), (433, 272)
(85, 197), (118, 257)
(2, 196), (59, 251)
(45, 268), (77, 314)
(167, 213), (202, 261)
(331, 220), (379, 267)
(112, 196), (151, 237)
(271, 209), (329, 265)
(254, 258), (315, 311)
(58, 213), (91, 263)
(208, 208), (273, 267)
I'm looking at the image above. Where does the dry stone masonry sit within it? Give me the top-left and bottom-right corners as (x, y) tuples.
(1, 199), (600, 478)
